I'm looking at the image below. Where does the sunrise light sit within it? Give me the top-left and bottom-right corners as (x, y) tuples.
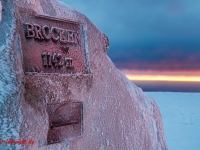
(125, 75), (200, 82)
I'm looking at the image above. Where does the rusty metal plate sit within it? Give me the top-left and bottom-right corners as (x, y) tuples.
(18, 10), (89, 74)
(47, 102), (83, 145)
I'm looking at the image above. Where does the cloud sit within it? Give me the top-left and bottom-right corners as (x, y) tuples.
(60, 0), (200, 70)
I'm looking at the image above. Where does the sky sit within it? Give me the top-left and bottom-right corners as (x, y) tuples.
(59, 0), (200, 91)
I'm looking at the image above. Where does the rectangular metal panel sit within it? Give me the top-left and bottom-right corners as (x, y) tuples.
(47, 102), (82, 145)
(19, 10), (89, 74)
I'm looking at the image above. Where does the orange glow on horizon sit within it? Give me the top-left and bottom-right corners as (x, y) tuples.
(125, 74), (200, 82)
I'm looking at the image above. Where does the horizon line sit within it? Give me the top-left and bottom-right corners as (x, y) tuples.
(125, 74), (200, 82)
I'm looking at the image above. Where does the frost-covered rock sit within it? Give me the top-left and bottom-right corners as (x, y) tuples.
(0, 0), (167, 150)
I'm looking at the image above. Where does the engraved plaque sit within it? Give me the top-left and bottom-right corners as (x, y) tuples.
(47, 102), (83, 145)
(19, 11), (89, 74)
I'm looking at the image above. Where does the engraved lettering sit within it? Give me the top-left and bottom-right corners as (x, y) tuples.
(68, 31), (74, 43)
(57, 53), (63, 67)
(59, 29), (68, 43)
(34, 24), (44, 40)
(51, 52), (59, 67)
(41, 52), (51, 67)
(46, 52), (51, 67)
(64, 57), (73, 68)
(42, 25), (51, 40)
(51, 27), (59, 42)
(21, 13), (87, 74)
(75, 32), (81, 44)
(24, 23), (35, 38)
(41, 52), (47, 67)
(23, 23), (81, 45)
(42, 52), (73, 69)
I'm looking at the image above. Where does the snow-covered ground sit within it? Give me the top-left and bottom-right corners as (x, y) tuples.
(145, 92), (200, 150)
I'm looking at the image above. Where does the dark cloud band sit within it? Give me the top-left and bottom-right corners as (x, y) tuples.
(61, 0), (200, 71)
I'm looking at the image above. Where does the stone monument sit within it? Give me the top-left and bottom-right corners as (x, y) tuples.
(0, 0), (167, 149)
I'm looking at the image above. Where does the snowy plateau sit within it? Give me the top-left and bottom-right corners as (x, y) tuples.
(146, 92), (200, 150)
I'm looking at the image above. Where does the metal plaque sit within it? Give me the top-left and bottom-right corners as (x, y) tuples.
(47, 102), (83, 145)
(19, 10), (89, 74)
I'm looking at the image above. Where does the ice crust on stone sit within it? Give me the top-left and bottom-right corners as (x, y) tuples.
(117, 70), (167, 149)
(0, 0), (167, 150)
(0, 1), (23, 150)
(0, 1), (2, 22)
(57, 0), (76, 12)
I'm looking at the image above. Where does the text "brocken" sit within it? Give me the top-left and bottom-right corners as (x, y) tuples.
(23, 23), (81, 44)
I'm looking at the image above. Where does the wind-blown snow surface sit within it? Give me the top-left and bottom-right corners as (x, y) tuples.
(146, 92), (200, 150)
